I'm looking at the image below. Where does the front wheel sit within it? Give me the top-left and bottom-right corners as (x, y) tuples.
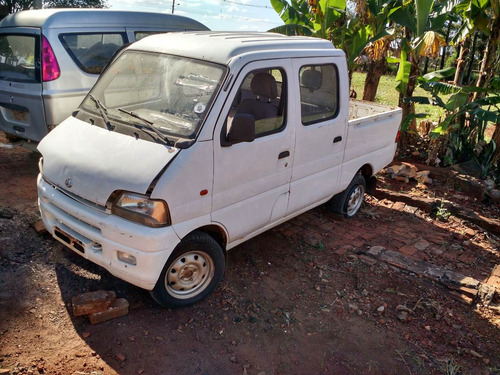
(150, 231), (225, 308)
(330, 174), (366, 218)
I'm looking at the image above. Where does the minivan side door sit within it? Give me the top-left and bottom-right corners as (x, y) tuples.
(212, 60), (294, 243)
(286, 57), (348, 215)
(0, 27), (45, 141)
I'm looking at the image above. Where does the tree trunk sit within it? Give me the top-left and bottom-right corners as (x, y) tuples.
(465, 31), (479, 85)
(453, 38), (470, 85)
(423, 57), (429, 75)
(398, 58), (420, 154)
(473, 16), (500, 101)
(362, 57), (386, 101)
(493, 124), (500, 165)
(440, 20), (452, 70)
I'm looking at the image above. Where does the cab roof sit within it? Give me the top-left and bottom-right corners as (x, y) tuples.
(131, 32), (345, 65)
(0, 9), (209, 30)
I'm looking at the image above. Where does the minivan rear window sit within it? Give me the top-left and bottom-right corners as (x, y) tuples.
(59, 33), (127, 74)
(0, 34), (40, 83)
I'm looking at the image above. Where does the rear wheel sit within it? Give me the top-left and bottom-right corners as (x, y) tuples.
(150, 231), (225, 308)
(330, 174), (366, 218)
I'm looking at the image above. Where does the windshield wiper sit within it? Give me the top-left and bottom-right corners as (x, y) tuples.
(118, 108), (172, 146)
(88, 94), (114, 131)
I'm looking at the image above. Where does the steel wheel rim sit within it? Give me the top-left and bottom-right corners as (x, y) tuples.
(165, 251), (215, 299)
(346, 185), (364, 216)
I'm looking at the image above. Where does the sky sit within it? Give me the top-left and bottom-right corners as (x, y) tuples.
(107, 0), (284, 32)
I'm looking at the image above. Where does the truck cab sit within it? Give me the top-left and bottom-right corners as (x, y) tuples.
(37, 32), (401, 308)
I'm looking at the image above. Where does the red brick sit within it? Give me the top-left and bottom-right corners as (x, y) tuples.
(359, 255), (377, 266)
(463, 228), (476, 238)
(486, 275), (500, 289)
(359, 231), (378, 241)
(88, 298), (129, 324)
(403, 205), (418, 214)
(448, 285), (479, 298)
(413, 251), (430, 261)
(350, 239), (365, 248)
(34, 220), (47, 235)
(458, 252), (477, 265)
(335, 246), (354, 256)
(442, 250), (461, 261)
(427, 234), (448, 245)
(447, 290), (474, 305)
(398, 245), (417, 256)
(391, 202), (406, 211)
(72, 291), (116, 317)
(379, 199), (394, 208)
(491, 265), (500, 278)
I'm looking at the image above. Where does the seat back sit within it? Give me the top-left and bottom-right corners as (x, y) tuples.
(236, 72), (278, 121)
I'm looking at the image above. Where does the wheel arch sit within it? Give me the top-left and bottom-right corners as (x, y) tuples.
(188, 224), (228, 255)
(358, 163), (377, 194)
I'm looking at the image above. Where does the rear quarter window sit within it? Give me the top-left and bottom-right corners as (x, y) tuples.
(59, 33), (127, 74)
(0, 34), (40, 83)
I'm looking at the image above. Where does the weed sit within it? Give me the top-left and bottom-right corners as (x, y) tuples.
(440, 357), (461, 375)
(434, 200), (451, 222)
(311, 241), (325, 251)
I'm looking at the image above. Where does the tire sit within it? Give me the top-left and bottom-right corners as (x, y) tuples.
(150, 231), (225, 308)
(330, 174), (366, 218)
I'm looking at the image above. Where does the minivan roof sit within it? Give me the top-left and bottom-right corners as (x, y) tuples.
(132, 31), (344, 65)
(0, 9), (209, 30)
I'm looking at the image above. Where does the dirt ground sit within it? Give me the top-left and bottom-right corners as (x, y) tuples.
(1, 138), (500, 375)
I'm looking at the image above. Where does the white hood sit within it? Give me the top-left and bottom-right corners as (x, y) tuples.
(38, 117), (180, 206)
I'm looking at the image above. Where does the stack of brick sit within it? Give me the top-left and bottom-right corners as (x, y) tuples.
(72, 290), (129, 324)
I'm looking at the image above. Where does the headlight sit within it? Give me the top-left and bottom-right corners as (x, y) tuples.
(111, 191), (170, 227)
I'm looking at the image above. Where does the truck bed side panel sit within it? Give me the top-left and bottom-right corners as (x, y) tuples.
(339, 101), (402, 190)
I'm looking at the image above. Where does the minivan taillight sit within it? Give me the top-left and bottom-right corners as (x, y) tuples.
(42, 35), (60, 82)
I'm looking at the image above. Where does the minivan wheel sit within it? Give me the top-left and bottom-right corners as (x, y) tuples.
(330, 174), (366, 218)
(150, 231), (225, 308)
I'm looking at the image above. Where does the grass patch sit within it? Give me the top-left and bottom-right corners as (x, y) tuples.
(351, 72), (450, 123)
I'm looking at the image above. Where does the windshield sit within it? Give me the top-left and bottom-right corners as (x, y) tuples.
(80, 51), (226, 140)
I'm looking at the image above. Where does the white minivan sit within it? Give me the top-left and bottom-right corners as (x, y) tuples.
(37, 32), (402, 308)
(0, 9), (208, 145)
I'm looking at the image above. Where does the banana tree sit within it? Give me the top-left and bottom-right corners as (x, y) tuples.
(408, 71), (499, 176)
(357, 0), (398, 101)
(269, 0), (367, 81)
(388, 0), (460, 151)
(270, 0), (347, 38)
(451, 0), (498, 86)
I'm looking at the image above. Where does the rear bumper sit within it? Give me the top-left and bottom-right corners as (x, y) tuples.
(37, 174), (181, 290)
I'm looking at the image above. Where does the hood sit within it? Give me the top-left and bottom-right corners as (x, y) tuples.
(38, 117), (180, 206)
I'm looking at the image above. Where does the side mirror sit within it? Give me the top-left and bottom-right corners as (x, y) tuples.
(226, 114), (255, 145)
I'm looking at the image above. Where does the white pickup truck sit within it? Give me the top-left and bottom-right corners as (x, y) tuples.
(37, 32), (402, 308)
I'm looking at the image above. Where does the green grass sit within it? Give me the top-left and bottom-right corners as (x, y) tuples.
(351, 72), (450, 123)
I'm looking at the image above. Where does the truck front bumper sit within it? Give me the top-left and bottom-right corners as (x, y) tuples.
(37, 174), (181, 290)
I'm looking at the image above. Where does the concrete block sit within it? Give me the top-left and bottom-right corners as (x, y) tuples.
(442, 271), (480, 289)
(72, 291), (116, 317)
(88, 298), (129, 324)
